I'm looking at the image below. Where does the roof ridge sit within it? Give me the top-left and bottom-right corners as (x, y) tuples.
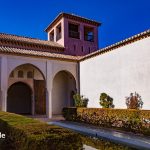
(0, 32), (43, 41)
(0, 32), (56, 43)
(0, 32), (64, 48)
(62, 12), (101, 24)
(80, 29), (150, 61)
(100, 29), (150, 51)
(45, 12), (101, 32)
(0, 45), (81, 61)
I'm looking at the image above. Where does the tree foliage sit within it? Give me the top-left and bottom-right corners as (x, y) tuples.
(99, 93), (115, 108)
(73, 94), (88, 107)
(125, 92), (143, 109)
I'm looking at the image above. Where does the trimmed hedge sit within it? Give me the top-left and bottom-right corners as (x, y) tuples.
(0, 111), (82, 150)
(62, 107), (150, 136)
(81, 136), (132, 150)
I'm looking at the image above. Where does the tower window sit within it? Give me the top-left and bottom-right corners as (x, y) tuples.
(50, 30), (54, 41)
(68, 23), (80, 39)
(56, 23), (62, 41)
(84, 26), (94, 42)
(18, 70), (24, 78)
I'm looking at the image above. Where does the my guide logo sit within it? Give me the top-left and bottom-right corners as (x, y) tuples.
(0, 132), (5, 139)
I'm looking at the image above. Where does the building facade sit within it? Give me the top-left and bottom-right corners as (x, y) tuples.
(0, 13), (149, 118)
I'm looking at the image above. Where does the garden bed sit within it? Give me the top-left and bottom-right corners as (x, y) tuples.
(62, 107), (150, 136)
(0, 111), (81, 150)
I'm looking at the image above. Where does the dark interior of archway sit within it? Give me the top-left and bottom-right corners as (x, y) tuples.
(7, 82), (32, 115)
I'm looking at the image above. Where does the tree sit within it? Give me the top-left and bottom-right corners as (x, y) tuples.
(125, 92), (143, 109)
(99, 93), (115, 108)
(73, 94), (88, 107)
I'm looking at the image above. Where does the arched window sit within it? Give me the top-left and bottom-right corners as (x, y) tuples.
(27, 71), (33, 78)
(18, 70), (24, 78)
(10, 71), (14, 78)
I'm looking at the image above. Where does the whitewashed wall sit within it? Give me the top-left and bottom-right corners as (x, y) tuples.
(0, 54), (78, 117)
(80, 37), (150, 110)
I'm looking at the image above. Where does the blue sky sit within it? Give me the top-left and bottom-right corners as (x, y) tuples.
(0, 0), (150, 48)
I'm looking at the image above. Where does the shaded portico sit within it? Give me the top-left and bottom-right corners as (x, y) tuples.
(7, 64), (46, 115)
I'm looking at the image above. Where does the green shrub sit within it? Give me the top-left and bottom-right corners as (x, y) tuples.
(125, 92), (143, 109)
(62, 107), (77, 121)
(62, 108), (150, 136)
(99, 93), (114, 108)
(73, 94), (88, 107)
(0, 111), (82, 150)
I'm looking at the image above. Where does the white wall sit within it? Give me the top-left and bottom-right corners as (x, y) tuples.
(80, 37), (150, 110)
(47, 18), (65, 46)
(0, 54), (78, 117)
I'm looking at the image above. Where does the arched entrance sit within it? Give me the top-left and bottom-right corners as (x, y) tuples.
(52, 71), (76, 115)
(8, 64), (46, 115)
(7, 82), (32, 114)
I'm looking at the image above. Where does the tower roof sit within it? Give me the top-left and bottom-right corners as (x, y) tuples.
(45, 12), (101, 32)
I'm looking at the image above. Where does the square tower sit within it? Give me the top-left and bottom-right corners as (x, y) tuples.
(45, 13), (101, 56)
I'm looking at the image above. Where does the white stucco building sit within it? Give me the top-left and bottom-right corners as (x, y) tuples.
(0, 13), (149, 118)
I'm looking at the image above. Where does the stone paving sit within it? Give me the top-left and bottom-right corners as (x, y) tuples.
(48, 120), (150, 150)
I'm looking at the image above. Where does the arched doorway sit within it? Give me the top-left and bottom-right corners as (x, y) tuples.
(8, 64), (46, 115)
(7, 82), (32, 114)
(52, 71), (76, 115)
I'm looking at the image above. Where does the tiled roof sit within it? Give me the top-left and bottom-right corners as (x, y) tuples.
(80, 29), (150, 61)
(45, 12), (101, 32)
(0, 29), (149, 62)
(0, 46), (81, 62)
(0, 33), (64, 49)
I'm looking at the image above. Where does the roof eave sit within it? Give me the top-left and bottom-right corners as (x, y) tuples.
(45, 12), (101, 33)
(79, 29), (150, 61)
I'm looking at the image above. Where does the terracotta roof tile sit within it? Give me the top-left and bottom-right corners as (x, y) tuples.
(0, 46), (81, 61)
(0, 29), (149, 62)
(0, 33), (64, 48)
(45, 12), (101, 32)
